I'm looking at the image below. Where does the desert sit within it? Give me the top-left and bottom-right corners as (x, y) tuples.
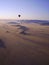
(0, 20), (49, 65)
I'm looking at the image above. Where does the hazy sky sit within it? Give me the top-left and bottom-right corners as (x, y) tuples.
(0, 0), (49, 20)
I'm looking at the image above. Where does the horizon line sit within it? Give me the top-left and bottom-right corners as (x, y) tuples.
(0, 19), (49, 21)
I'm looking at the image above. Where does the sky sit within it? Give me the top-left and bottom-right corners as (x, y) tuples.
(0, 0), (49, 20)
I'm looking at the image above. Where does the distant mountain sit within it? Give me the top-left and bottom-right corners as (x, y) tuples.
(21, 20), (49, 23)
(21, 20), (49, 25)
(7, 20), (49, 26)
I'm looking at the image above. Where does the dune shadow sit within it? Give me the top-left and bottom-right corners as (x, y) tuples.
(40, 22), (49, 25)
(19, 26), (29, 31)
(6, 31), (10, 33)
(20, 31), (30, 35)
(11, 24), (30, 35)
(0, 39), (6, 48)
(8, 22), (18, 24)
(18, 26), (30, 35)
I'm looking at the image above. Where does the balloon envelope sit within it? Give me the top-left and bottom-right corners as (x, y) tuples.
(18, 15), (21, 17)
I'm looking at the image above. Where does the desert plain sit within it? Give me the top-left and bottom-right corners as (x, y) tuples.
(0, 20), (49, 65)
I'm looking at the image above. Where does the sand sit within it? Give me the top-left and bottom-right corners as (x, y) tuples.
(0, 20), (49, 65)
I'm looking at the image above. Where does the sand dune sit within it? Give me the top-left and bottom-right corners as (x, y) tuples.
(0, 20), (49, 65)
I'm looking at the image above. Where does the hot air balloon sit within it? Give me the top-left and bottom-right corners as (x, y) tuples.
(18, 14), (21, 24)
(18, 14), (21, 18)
